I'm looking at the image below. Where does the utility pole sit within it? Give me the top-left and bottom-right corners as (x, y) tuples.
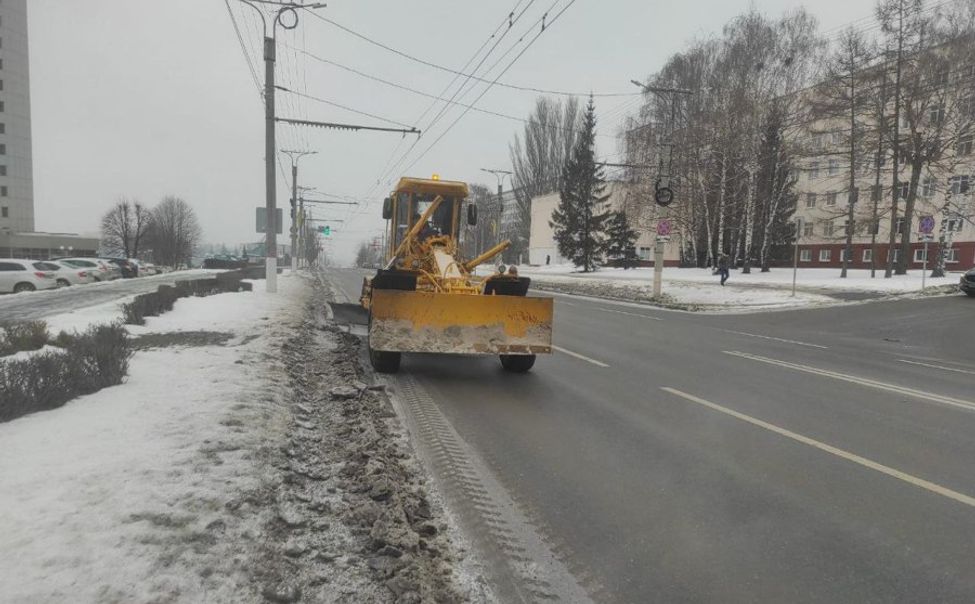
(237, 0), (325, 293)
(282, 150), (317, 272)
(480, 168), (512, 256)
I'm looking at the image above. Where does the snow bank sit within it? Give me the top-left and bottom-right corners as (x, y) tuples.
(0, 273), (308, 602)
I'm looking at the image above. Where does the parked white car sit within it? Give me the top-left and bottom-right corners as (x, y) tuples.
(0, 259), (59, 293)
(56, 258), (121, 281)
(35, 260), (97, 286)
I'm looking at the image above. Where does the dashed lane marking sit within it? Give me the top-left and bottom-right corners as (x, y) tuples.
(722, 329), (827, 349)
(724, 350), (975, 413)
(552, 345), (610, 368)
(898, 359), (975, 376)
(662, 387), (975, 509)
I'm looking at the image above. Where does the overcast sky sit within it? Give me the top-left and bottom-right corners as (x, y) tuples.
(29, 0), (877, 264)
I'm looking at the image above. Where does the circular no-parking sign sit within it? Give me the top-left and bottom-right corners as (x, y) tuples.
(657, 219), (672, 237)
(919, 215), (935, 234)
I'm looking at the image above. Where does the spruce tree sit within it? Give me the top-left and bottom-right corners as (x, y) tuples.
(550, 96), (611, 272)
(606, 211), (638, 269)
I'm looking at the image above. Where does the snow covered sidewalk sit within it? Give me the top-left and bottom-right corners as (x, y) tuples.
(517, 264), (964, 311)
(0, 274), (308, 602)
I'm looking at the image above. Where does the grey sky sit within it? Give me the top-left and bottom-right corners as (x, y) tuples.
(29, 0), (876, 264)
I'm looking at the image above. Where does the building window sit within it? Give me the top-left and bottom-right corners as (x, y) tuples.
(896, 216), (908, 234)
(828, 159), (840, 175)
(809, 161), (820, 179)
(1, 206), (7, 218)
(1, 186), (7, 197)
(800, 249), (812, 262)
(0, 165), (6, 176)
(638, 246), (651, 260)
(803, 223), (814, 237)
(823, 222), (835, 237)
(946, 248), (959, 263)
(820, 249), (832, 262)
(921, 176), (936, 197)
(888, 248), (901, 263)
(0, 144), (5, 155)
(949, 175), (971, 195)
(914, 248), (928, 263)
(863, 249), (873, 262)
(805, 193), (817, 208)
(0, 123), (5, 134)
(958, 132), (974, 157)
(839, 248), (852, 262)
(928, 102), (946, 125)
(897, 182), (910, 199)
(826, 192), (837, 206)
(871, 184), (882, 201)
(0, 101), (5, 113)
(946, 218), (963, 232)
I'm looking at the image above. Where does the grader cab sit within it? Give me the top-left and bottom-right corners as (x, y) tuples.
(360, 176), (553, 373)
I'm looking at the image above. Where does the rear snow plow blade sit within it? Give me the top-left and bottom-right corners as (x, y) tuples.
(369, 289), (553, 355)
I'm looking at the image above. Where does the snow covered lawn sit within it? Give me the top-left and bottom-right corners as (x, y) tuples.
(510, 264), (967, 311)
(0, 273), (309, 603)
(520, 263), (965, 293)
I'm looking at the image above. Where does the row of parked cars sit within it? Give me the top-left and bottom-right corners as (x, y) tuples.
(0, 257), (164, 294)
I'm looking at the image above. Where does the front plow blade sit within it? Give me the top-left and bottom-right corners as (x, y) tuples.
(369, 290), (553, 354)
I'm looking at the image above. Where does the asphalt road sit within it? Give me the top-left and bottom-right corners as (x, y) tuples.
(0, 270), (221, 322)
(328, 268), (975, 603)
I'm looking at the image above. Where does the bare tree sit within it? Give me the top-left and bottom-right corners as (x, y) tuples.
(509, 96), (581, 258)
(146, 196), (202, 268)
(814, 27), (876, 277)
(100, 198), (153, 258)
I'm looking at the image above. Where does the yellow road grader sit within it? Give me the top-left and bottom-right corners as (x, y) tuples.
(359, 176), (553, 373)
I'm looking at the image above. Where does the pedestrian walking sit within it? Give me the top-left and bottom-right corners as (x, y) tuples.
(717, 254), (730, 286)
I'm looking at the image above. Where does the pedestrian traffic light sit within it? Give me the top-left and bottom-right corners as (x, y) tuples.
(320, 225), (331, 236)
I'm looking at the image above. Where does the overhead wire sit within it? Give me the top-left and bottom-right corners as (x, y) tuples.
(304, 11), (640, 98)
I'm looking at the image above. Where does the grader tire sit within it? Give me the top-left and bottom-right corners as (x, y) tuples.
(500, 354), (536, 373)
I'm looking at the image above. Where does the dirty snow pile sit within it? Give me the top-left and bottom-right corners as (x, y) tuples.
(0, 274), (307, 602)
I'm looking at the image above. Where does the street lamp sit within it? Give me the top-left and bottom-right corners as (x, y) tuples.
(281, 149), (317, 271)
(237, 0), (325, 292)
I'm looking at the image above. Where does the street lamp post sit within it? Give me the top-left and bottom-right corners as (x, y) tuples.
(282, 149), (317, 272)
(480, 168), (512, 258)
(237, 0), (325, 293)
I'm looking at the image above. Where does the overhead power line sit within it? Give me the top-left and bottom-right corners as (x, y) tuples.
(305, 12), (639, 98)
(276, 85), (417, 129)
(399, 0), (582, 176)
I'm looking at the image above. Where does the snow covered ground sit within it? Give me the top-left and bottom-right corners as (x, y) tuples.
(0, 273), (308, 603)
(520, 264), (964, 292)
(510, 264), (965, 311)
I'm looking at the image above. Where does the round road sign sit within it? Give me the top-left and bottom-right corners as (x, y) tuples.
(919, 215), (935, 234)
(657, 219), (672, 237)
(655, 186), (674, 207)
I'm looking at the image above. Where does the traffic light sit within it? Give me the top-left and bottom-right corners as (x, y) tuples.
(320, 225), (331, 236)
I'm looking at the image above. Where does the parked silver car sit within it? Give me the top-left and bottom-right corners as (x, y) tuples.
(35, 261), (97, 287)
(0, 259), (59, 293)
(56, 257), (121, 281)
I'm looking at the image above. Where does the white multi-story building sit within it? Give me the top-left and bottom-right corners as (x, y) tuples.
(0, 0), (34, 234)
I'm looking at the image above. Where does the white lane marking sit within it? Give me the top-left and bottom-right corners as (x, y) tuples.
(552, 345), (610, 368)
(722, 329), (827, 349)
(898, 359), (975, 376)
(724, 350), (975, 413)
(661, 387), (975, 509)
(595, 307), (663, 320)
(558, 300), (578, 307)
